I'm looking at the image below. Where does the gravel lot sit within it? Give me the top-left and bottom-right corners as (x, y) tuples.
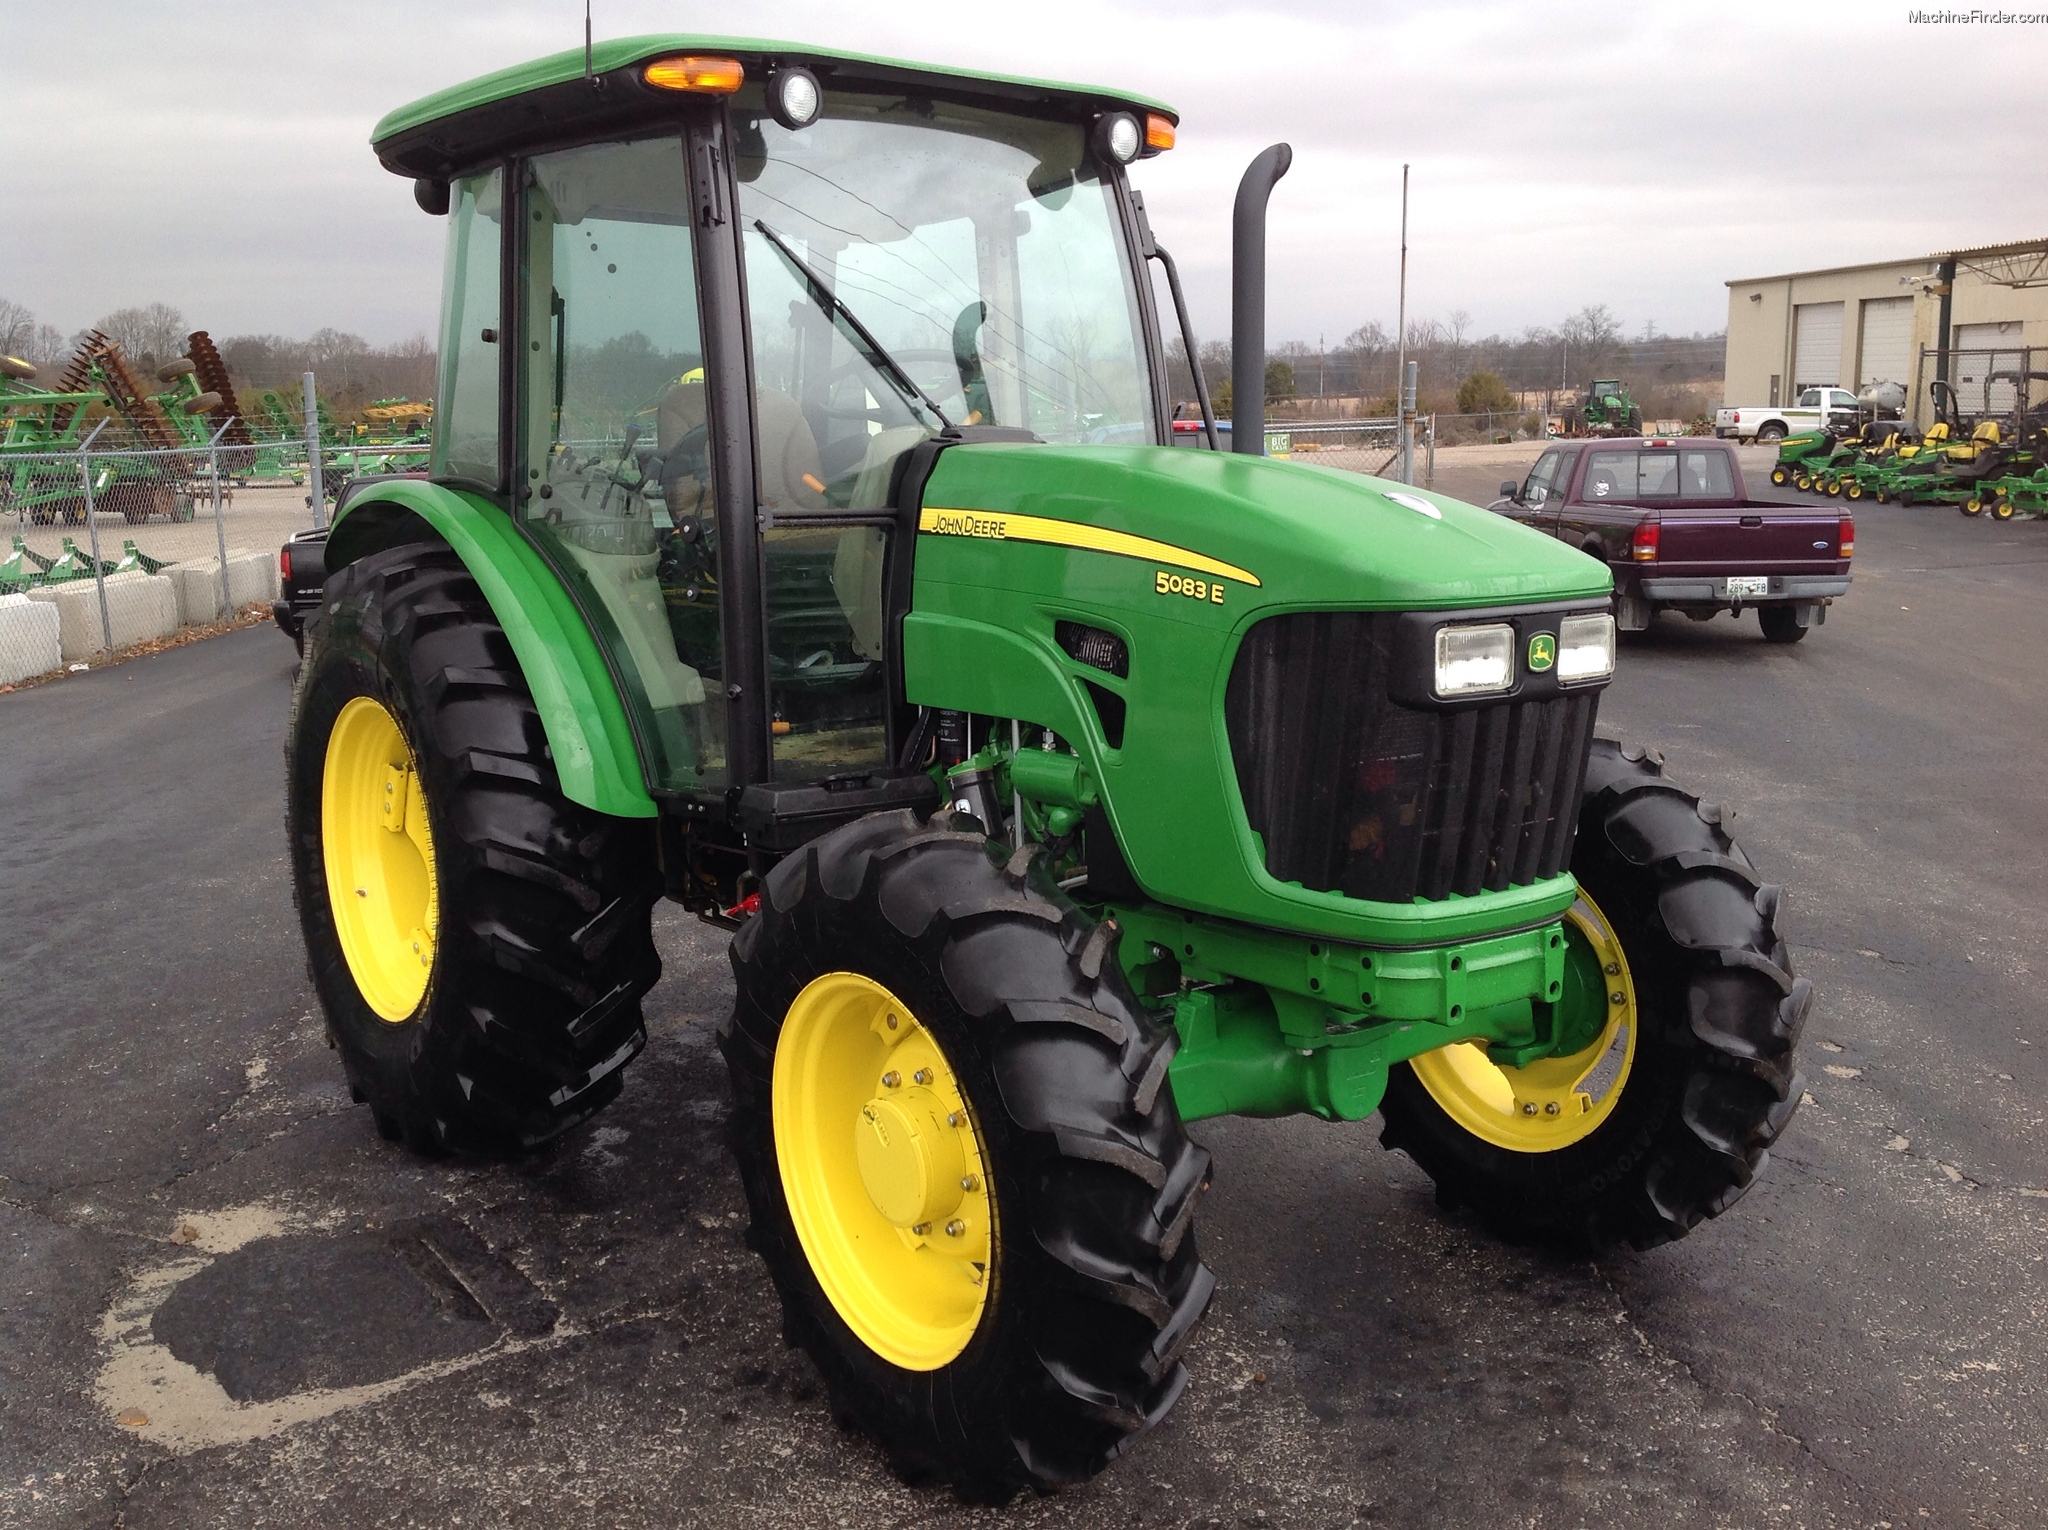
(2, 459), (2045, 1528)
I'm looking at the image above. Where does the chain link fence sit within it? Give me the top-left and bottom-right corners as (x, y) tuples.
(0, 419), (324, 687)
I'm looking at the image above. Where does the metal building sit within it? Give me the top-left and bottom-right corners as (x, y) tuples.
(1724, 238), (2048, 427)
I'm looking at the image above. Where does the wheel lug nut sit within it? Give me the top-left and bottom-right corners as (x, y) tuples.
(1605, 962), (1620, 975)
(1609, 991), (1625, 1005)
(960, 1174), (978, 1192)
(881, 1071), (900, 1088)
(911, 1222), (928, 1236)
(885, 1013), (899, 1030)
(1544, 1101), (1561, 1115)
(945, 1219), (965, 1237)
(1521, 1102), (1538, 1116)
(913, 1068), (932, 1085)
(947, 1111), (964, 1127)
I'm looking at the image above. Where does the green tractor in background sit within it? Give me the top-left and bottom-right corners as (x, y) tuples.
(287, 36), (1810, 1503)
(1562, 377), (1644, 437)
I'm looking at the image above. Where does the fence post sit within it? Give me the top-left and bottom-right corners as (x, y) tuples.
(303, 371), (325, 530)
(1426, 415), (1436, 489)
(209, 417), (234, 620)
(1399, 360), (1418, 484)
(75, 418), (113, 655)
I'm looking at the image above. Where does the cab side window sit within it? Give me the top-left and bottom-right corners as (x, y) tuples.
(432, 169), (504, 489)
(1524, 449), (1565, 503)
(518, 137), (726, 792)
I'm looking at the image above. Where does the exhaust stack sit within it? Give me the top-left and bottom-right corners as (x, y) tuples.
(1231, 143), (1292, 455)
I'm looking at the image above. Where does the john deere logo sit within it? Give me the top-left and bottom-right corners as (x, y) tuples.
(1527, 633), (1556, 672)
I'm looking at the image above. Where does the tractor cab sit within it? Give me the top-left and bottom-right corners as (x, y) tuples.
(373, 42), (1176, 811)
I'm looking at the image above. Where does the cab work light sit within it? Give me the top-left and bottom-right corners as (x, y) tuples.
(642, 56), (744, 93)
(1093, 112), (1143, 164)
(1434, 623), (1514, 698)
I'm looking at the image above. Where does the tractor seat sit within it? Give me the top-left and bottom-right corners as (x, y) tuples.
(655, 378), (826, 513)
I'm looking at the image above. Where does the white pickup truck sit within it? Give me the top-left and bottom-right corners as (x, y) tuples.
(1715, 387), (1861, 443)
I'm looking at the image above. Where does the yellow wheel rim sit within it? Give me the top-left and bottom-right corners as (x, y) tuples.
(773, 972), (993, 1371)
(322, 695), (439, 1021)
(1409, 890), (1636, 1153)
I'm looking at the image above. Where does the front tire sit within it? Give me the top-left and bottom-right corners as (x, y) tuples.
(1379, 740), (1809, 1249)
(287, 540), (661, 1154)
(722, 810), (1214, 1501)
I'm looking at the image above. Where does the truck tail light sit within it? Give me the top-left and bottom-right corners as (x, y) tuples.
(280, 546), (292, 580)
(1631, 522), (1660, 562)
(1839, 516), (1854, 557)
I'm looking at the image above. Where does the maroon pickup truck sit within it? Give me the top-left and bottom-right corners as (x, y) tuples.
(1487, 438), (1853, 643)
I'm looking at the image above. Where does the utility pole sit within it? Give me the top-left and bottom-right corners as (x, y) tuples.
(1395, 163), (1409, 479)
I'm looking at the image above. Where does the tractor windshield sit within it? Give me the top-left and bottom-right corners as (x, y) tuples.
(734, 89), (1157, 511)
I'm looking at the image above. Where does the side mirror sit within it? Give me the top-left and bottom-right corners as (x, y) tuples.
(414, 177), (451, 216)
(1498, 479), (1520, 500)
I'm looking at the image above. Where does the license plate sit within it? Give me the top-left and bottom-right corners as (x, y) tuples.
(1727, 576), (1770, 598)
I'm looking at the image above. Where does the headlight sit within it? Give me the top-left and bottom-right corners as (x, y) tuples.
(1556, 612), (1616, 682)
(1434, 623), (1514, 697)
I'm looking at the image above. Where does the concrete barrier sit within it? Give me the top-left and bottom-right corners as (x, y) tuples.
(25, 571), (179, 661)
(0, 592), (63, 685)
(223, 548), (278, 609)
(168, 562), (230, 626)
(166, 550), (277, 625)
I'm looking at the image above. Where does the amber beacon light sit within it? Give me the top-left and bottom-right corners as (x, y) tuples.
(642, 56), (745, 93)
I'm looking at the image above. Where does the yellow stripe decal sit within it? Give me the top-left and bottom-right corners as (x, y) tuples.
(918, 506), (1260, 587)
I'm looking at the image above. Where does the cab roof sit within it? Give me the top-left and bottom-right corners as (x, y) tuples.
(372, 33), (1176, 180)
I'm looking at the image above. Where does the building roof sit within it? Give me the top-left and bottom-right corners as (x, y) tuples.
(1727, 236), (2048, 288)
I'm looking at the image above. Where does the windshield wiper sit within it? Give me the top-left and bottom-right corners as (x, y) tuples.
(753, 219), (954, 431)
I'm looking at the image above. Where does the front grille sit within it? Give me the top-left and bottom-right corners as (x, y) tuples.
(1224, 612), (1601, 903)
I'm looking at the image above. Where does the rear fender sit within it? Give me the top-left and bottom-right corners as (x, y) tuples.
(326, 482), (656, 819)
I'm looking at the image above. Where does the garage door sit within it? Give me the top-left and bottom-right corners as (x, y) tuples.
(1793, 302), (1844, 394)
(1857, 297), (1913, 390)
(1952, 320), (2024, 414)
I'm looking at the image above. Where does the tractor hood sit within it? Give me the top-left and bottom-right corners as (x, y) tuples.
(917, 442), (1611, 612)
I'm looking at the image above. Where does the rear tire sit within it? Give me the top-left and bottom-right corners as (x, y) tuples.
(722, 810), (1214, 1501)
(1758, 605), (1808, 644)
(1379, 740), (1808, 1250)
(287, 540), (661, 1155)
(1757, 424), (1786, 444)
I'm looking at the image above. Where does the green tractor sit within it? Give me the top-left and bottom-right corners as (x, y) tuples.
(287, 36), (1810, 1502)
(1563, 377), (1643, 437)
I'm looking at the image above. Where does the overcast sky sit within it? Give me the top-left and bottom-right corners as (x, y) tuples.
(4, 1), (2044, 352)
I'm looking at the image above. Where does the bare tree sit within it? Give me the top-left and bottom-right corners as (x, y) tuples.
(89, 302), (189, 366)
(1558, 304), (1623, 379)
(1, 300), (75, 371)
(0, 297), (36, 357)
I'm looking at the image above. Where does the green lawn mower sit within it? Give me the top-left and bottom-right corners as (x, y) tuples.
(286, 36), (1811, 1503)
(1768, 425), (1841, 489)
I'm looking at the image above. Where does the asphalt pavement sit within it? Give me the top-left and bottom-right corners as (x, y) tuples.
(3, 477), (2045, 1529)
